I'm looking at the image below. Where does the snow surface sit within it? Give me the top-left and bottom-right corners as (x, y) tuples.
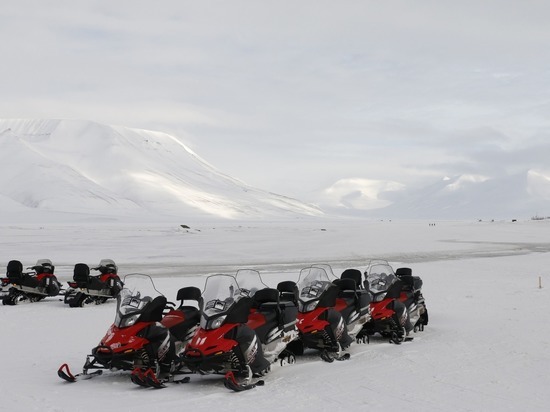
(2, 219), (550, 411)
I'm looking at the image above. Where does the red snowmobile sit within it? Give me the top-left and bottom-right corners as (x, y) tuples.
(2, 259), (61, 305)
(58, 274), (201, 388)
(286, 265), (354, 362)
(235, 269), (299, 366)
(183, 273), (298, 391)
(362, 260), (416, 344)
(64, 259), (124, 307)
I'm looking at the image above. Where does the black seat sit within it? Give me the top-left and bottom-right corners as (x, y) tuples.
(341, 269), (363, 289)
(277, 281), (298, 304)
(253, 288), (280, 306)
(6, 260), (24, 283)
(74, 263), (105, 290)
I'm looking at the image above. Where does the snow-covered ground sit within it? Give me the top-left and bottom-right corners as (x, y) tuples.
(2, 219), (550, 411)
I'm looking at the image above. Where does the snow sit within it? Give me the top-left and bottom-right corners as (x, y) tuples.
(2, 219), (550, 411)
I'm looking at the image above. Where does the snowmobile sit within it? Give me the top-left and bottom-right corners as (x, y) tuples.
(235, 269), (299, 365)
(2, 259), (61, 305)
(333, 268), (372, 343)
(285, 265), (354, 362)
(64, 259), (123, 307)
(184, 273), (294, 391)
(58, 274), (201, 388)
(361, 260), (414, 344)
(395, 267), (429, 332)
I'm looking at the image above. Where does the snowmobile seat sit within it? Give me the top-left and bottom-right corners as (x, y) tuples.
(277, 281), (298, 304)
(6, 260), (24, 283)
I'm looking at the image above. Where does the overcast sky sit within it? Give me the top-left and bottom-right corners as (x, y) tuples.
(2, 1), (550, 205)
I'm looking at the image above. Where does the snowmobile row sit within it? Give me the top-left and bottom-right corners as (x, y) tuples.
(56, 261), (428, 392)
(1, 259), (124, 306)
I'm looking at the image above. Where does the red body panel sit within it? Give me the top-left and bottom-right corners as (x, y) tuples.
(35, 273), (56, 282)
(246, 311), (267, 330)
(161, 309), (185, 328)
(98, 323), (151, 354)
(297, 307), (329, 334)
(370, 300), (393, 321)
(186, 324), (238, 357)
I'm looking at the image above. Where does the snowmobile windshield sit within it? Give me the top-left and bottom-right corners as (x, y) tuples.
(114, 274), (163, 328)
(201, 274), (241, 317)
(365, 264), (397, 294)
(235, 269), (268, 297)
(200, 274), (242, 329)
(296, 266), (334, 305)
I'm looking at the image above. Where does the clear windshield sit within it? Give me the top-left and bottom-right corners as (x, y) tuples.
(365, 263), (397, 294)
(235, 269), (268, 297)
(201, 274), (240, 318)
(114, 274), (163, 327)
(296, 266), (334, 304)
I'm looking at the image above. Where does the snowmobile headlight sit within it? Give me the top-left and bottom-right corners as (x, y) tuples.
(119, 313), (140, 328)
(207, 315), (227, 330)
(303, 300), (319, 313)
(374, 293), (387, 302)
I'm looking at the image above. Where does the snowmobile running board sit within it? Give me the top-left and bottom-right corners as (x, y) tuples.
(57, 363), (103, 382)
(223, 371), (265, 392)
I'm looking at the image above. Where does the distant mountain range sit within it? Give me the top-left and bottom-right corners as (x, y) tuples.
(2, 119), (548, 222)
(323, 172), (550, 220)
(0, 119), (322, 222)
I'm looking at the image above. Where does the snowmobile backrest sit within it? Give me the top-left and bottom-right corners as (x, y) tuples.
(395, 267), (412, 277)
(253, 288), (280, 306)
(225, 296), (253, 324)
(341, 269), (362, 289)
(6, 260), (23, 282)
(73, 263), (91, 286)
(277, 281), (298, 304)
(176, 286), (201, 306)
(384, 279), (404, 299)
(317, 283), (339, 308)
(139, 295), (168, 323)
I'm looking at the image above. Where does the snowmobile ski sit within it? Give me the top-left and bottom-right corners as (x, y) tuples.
(57, 363), (103, 382)
(223, 371), (265, 392)
(130, 367), (190, 388)
(320, 350), (351, 363)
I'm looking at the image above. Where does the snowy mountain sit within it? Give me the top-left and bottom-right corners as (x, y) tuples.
(347, 172), (550, 220)
(0, 119), (322, 222)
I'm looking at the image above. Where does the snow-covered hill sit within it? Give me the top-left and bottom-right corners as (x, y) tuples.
(0, 119), (322, 222)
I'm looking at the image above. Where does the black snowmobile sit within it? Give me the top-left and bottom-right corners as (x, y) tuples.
(2, 259), (61, 305)
(64, 259), (124, 307)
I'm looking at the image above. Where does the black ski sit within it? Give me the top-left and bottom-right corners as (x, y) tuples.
(320, 350), (350, 363)
(57, 363), (103, 382)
